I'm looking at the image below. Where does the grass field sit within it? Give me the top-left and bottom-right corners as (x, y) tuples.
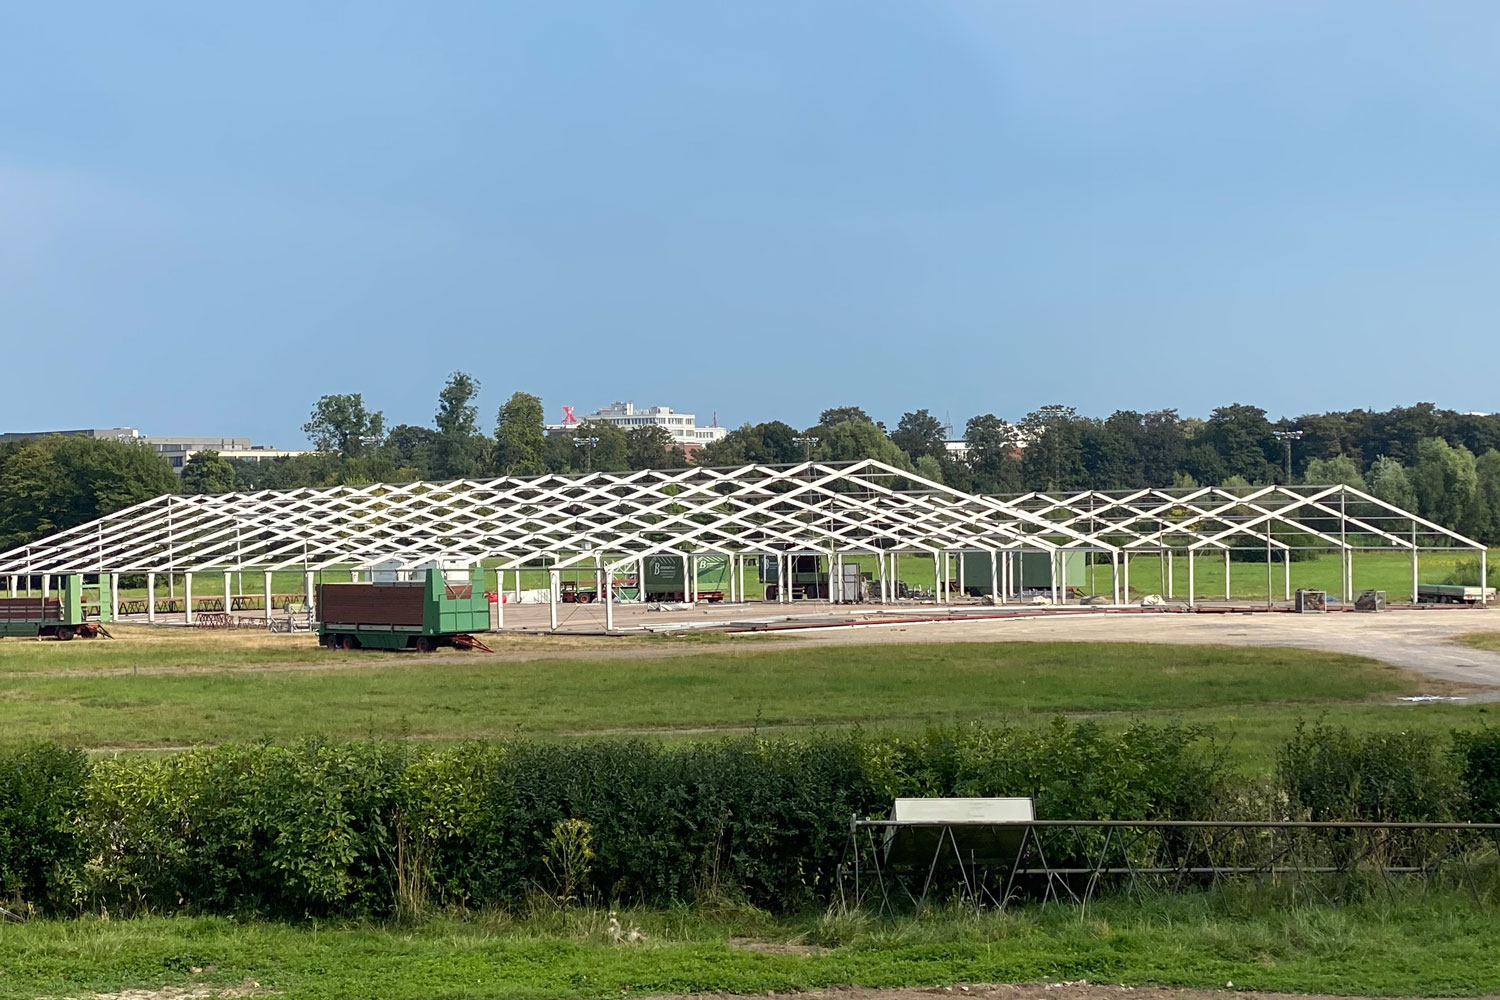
(3, 894), (1498, 1000)
(0, 631), (1485, 770)
(1457, 631), (1500, 653)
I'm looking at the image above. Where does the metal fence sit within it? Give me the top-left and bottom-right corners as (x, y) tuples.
(842, 818), (1500, 914)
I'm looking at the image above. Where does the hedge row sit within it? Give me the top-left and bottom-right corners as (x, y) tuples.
(0, 721), (1495, 918)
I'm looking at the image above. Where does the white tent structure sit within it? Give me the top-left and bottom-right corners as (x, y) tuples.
(1005, 483), (1486, 607)
(0, 462), (1484, 630)
(0, 461), (1116, 629)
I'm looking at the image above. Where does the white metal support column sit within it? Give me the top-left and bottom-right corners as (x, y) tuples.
(1411, 526), (1419, 604)
(7, 576), (15, 597)
(1122, 552), (1130, 603)
(1224, 549), (1230, 602)
(1110, 550), (1120, 604)
(1187, 549), (1195, 608)
(933, 552), (941, 604)
(304, 571), (315, 624)
(682, 554), (691, 603)
(1482, 549), (1489, 606)
(957, 553), (965, 597)
(263, 572), (273, 631)
(1347, 549), (1355, 602)
(109, 572), (119, 621)
(549, 569), (559, 631)
(41, 573), (50, 599)
(223, 571), (233, 616)
(494, 569), (504, 630)
(602, 565), (613, 631)
(1284, 551), (1291, 599)
(989, 550), (998, 603)
(1266, 528), (1273, 609)
(1167, 550), (1174, 598)
(147, 572), (157, 623)
(184, 572), (194, 624)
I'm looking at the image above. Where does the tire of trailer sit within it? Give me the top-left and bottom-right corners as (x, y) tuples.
(414, 636), (435, 653)
(340, 634), (357, 651)
(55, 626), (75, 642)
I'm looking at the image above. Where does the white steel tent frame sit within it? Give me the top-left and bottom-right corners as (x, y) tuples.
(0, 463), (1483, 630)
(0, 461), (1116, 629)
(1005, 483), (1486, 607)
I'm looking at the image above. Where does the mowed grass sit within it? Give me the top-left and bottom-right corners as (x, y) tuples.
(0, 636), (1469, 769)
(1456, 631), (1500, 653)
(4, 895), (1500, 999)
(0, 624), (628, 674)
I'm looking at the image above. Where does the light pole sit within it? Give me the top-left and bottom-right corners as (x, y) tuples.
(793, 436), (819, 462)
(574, 435), (600, 473)
(1272, 430), (1303, 484)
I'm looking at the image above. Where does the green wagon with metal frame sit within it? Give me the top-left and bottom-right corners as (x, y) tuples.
(0, 574), (112, 640)
(317, 567), (492, 652)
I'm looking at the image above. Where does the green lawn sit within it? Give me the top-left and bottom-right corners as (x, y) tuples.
(0, 636), (1482, 771)
(1456, 631), (1500, 653)
(4, 895), (1498, 999)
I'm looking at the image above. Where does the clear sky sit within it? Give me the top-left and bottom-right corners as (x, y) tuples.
(2, 1), (1496, 445)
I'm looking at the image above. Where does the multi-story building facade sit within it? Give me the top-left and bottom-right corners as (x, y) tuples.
(545, 402), (727, 450)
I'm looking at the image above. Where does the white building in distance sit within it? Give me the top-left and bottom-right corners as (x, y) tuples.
(546, 402), (727, 450)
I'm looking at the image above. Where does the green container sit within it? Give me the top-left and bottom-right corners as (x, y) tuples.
(960, 550), (1086, 595)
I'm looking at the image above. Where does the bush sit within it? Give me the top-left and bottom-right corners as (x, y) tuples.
(84, 741), (414, 917)
(1443, 557), (1500, 589)
(1451, 728), (1500, 822)
(0, 742), (88, 912)
(863, 719), (1226, 820)
(18, 721), (1489, 919)
(1277, 722), (1461, 821)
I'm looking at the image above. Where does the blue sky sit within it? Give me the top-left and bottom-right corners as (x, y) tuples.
(2, 1), (1497, 445)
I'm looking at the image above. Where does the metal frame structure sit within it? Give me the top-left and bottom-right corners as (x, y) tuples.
(0, 464), (1484, 630)
(1005, 483), (1487, 607)
(844, 817), (1500, 914)
(0, 461), (1116, 628)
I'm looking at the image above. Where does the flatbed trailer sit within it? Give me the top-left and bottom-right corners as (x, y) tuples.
(1417, 583), (1496, 605)
(0, 575), (111, 640)
(317, 567), (492, 651)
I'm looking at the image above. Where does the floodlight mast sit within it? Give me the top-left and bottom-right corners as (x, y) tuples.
(1272, 430), (1304, 484)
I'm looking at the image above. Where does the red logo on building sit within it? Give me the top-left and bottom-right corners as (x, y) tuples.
(562, 406), (576, 424)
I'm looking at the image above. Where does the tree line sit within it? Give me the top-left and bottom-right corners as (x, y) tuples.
(2, 377), (1499, 550)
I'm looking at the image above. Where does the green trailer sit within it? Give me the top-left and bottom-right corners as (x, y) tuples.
(640, 554), (730, 602)
(317, 567), (492, 652)
(0, 574), (111, 640)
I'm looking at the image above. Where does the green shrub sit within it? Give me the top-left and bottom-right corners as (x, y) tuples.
(863, 719), (1226, 819)
(1451, 728), (1500, 822)
(84, 740), (414, 917)
(0, 742), (88, 912)
(1277, 722), (1461, 821)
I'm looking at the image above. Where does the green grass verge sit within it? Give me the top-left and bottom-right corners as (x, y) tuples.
(0, 639), (1475, 771)
(1456, 632), (1500, 654)
(4, 896), (1499, 999)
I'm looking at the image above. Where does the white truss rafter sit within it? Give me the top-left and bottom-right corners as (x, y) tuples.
(0, 461), (1114, 576)
(0, 465), (1482, 615)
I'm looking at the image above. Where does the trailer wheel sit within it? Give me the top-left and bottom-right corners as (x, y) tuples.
(414, 636), (435, 653)
(340, 634), (357, 651)
(55, 626), (75, 642)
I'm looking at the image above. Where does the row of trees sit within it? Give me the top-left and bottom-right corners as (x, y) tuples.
(4, 385), (1500, 551)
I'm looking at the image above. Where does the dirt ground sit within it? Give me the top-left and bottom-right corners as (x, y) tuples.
(641, 984), (1500, 1000)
